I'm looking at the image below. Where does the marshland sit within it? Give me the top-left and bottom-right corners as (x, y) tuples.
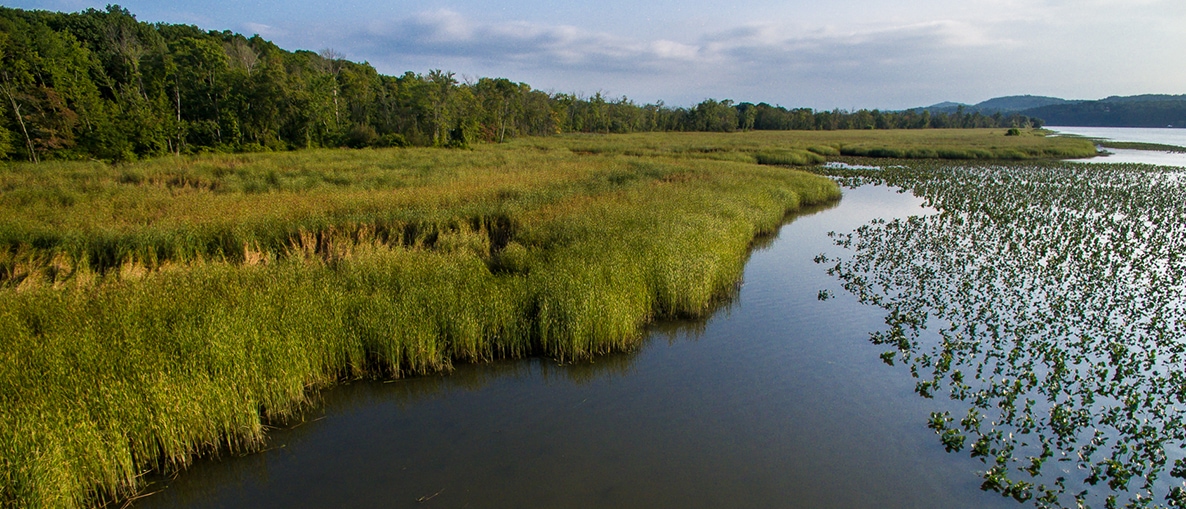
(125, 139), (1186, 509)
(3, 5), (1185, 508)
(0, 126), (1125, 508)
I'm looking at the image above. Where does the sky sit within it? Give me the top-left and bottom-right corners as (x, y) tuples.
(5, 0), (1185, 109)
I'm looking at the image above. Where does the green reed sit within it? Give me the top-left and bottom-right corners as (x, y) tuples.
(0, 132), (847, 508)
(0, 128), (1091, 507)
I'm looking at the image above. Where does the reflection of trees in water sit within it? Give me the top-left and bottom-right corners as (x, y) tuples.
(821, 162), (1186, 508)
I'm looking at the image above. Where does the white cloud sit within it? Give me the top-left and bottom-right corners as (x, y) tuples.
(343, 10), (1016, 77)
(258, 5), (1182, 109)
(349, 10), (703, 71)
(242, 22), (283, 38)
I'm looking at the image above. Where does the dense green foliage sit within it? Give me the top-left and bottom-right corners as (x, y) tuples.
(0, 5), (1043, 163)
(819, 161), (1186, 508)
(748, 101), (1041, 131)
(0, 132), (843, 508)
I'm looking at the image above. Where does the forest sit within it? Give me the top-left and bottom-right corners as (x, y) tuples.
(0, 5), (1042, 163)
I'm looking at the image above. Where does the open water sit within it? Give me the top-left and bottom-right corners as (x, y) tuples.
(1051, 126), (1186, 167)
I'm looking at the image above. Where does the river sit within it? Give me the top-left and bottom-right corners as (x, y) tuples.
(134, 131), (1186, 507)
(136, 185), (1020, 508)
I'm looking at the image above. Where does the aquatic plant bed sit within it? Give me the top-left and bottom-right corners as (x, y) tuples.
(817, 161), (1186, 508)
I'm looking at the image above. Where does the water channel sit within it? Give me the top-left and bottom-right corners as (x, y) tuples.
(136, 184), (1023, 508)
(137, 129), (1185, 507)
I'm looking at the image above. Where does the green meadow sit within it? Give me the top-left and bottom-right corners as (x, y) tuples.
(0, 129), (1095, 508)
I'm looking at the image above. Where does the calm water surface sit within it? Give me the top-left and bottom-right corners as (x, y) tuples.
(1048, 126), (1186, 146)
(1051, 126), (1186, 167)
(138, 186), (1018, 509)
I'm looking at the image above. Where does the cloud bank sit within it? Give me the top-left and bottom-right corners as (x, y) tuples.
(294, 9), (1032, 108)
(347, 11), (1002, 73)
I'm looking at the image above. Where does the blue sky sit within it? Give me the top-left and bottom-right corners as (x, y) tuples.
(6, 0), (1185, 109)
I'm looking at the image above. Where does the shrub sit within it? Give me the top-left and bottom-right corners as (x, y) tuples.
(378, 133), (409, 148)
(345, 124), (380, 148)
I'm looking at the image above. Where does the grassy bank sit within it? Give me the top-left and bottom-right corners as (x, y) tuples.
(0, 129), (1090, 508)
(1096, 140), (1186, 153)
(528, 128), (1098, 161)
(1047, 133), (1186, 154)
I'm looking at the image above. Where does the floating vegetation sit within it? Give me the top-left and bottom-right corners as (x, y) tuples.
(817, 161), (1186, 507)
(822, 161), (885, 171)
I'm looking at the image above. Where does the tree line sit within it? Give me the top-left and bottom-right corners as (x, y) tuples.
(0, 6), (1043, 162)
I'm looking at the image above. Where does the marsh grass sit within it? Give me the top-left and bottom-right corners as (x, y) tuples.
(832, 129), (1098, 160)
(0, 129), (1091, 508)
(1049, 133), (1186, 154)
(1096, 141), (1186, 153)
(754, 150), (826, 166)
(533, 129), (1098, 162)
(0, 132), (847, 508)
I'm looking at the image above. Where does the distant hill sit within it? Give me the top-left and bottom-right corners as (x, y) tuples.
(1098, 94), (1186, 104)
(976, 95), (1071, 112)
(1023, 98), (1186, 128)
(919, 95), (1074, 115)
(923, 101), (967, 111)
(913, 94), (1186, 127)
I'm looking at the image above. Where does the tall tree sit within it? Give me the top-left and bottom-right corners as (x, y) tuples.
(426, 69), (456, 146)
